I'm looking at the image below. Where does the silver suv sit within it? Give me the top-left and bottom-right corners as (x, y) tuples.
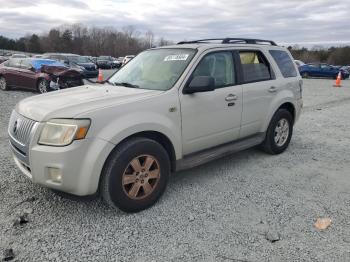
(8, 38), (303, 212)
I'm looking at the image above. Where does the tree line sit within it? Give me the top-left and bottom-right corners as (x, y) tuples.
(288, 45), (350, 66)
(1, 24), (349, 65)
(0, 24), (173, 57)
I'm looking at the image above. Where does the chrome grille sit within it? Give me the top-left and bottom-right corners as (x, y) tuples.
(8, 111), (36, 146)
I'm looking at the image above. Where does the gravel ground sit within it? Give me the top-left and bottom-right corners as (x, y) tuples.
(1, 78), (350, 261)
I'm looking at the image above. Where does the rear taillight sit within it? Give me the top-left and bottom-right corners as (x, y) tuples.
(299, 79), (303, 98)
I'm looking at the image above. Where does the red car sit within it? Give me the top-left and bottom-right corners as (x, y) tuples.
(0, 58), (84, 93)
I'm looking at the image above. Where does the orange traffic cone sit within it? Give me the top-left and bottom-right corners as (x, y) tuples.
(97, 69), (103, 83)
(334, 72), (342, 88)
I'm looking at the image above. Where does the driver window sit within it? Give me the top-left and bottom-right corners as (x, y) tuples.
(192, 51), (235, 88)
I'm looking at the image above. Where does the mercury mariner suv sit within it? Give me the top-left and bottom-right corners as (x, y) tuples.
(8, 38), (303, 212)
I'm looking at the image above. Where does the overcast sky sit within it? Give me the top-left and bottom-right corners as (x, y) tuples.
(0, 0), (349, 46)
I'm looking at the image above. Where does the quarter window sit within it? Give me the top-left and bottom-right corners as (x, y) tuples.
(269, 50), (297, 78)
(192, 52), (235, 88)
(239, 51), (272, 83)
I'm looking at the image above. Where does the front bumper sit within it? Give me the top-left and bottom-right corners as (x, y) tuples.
(9, 114), (115, 196)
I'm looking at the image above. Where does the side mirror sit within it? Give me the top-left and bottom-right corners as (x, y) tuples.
(184, 76), (215, 94)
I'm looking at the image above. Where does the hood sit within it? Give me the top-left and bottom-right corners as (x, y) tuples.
(16, 85), (163, 122)
(40, 65), (81, 77)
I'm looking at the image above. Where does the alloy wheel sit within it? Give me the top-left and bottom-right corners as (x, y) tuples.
(38, 80), (48, 93)
(0, 77), (6, 90)
(122, 155), (160, 200)
(274, 118), (290, 147)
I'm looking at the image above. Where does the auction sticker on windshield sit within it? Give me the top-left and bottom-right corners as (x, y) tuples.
(164, 54), (189, 61)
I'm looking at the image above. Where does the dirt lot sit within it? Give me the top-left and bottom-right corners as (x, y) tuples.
(1, 78), (350, 261)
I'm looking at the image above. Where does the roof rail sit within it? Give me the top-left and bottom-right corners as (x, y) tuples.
(177, 38), (277, 46)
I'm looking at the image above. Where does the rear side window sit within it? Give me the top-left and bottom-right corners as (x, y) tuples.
(269, 50), (297, 78)
(192, 51), (235, 88)
(239, 51), (272, 83)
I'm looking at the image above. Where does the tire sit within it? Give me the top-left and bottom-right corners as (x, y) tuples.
(37, 79), (49, 93)
(301, 72), (309, 78)
(0, 76), (8, 91)
(100, 137), (170, 213)
(260, 109), (293, 155)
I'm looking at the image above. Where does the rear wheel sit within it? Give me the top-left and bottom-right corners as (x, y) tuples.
(260, 109), (293, 155)
(0, 76), (8, 90)
(37, 79), (49, 93)
(100, 137), (170, 213)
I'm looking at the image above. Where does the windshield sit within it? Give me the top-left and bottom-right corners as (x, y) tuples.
(109, 48), (196, 91)
(68, 56), (91, 63)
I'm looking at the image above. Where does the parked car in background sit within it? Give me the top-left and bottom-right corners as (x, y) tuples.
(112, 57), (122, 68)
(122, 55), (135, 66)
(90, 57), (98, 64)
(96, 56), (115, 69)
(294, 60), (305, 68)
(11, 53), (27, 58)
(43, 53), (98, 78)
(299, 63), (350, 79)
(0, 56), (9, 64)
(0, 58), (83, 93)
(340, 66), (350, 73)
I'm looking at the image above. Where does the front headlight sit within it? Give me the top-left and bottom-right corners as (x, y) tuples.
(39, 119), (90, 146)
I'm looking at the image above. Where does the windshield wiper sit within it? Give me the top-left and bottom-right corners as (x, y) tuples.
(103, 80), (115, 86)
(113, 82), (139, 88)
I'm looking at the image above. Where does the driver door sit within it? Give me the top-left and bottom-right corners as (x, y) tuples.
(16, 59), (37, 89)
(180, 50), (243, 155)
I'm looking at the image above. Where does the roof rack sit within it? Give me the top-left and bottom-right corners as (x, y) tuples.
(177, 38), (277, 46)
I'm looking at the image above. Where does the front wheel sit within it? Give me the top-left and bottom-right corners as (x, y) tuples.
(260, 109), (293, 155)
(37, 79), (49, 93)
(0, 76), (8, 91)
(100, 137), (170, 213)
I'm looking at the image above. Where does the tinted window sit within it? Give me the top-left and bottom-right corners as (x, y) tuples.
(269, 50), (297, 78)
(192, 52), (235, 88)
(239, 51), (271, 82)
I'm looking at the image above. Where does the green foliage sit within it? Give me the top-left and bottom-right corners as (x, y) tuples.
(290, 45), (350, 65)
(0, 24), (173, 56)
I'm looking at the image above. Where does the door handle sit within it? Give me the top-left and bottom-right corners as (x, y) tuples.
(225, 94), (238, 101)
(268, 86), (277, 93)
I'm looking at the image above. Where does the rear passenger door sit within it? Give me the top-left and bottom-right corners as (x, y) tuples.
(237, 50), (277, 138)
